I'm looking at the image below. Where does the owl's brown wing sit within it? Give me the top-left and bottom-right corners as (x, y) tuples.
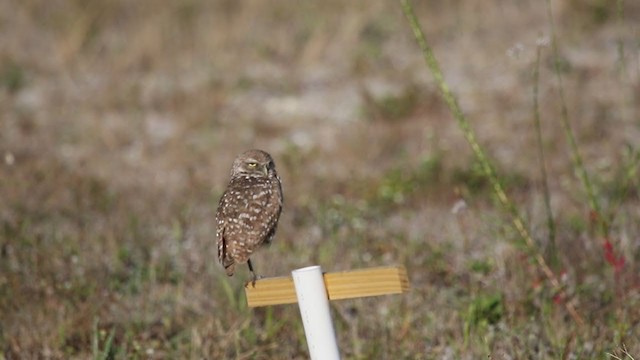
(216, 193), (235, 276)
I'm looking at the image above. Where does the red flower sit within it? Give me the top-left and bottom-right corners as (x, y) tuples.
(552, 293), (564, 305)
(602, 238), (625, 273)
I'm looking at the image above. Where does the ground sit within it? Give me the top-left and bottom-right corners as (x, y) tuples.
(1, 0), (639, 358)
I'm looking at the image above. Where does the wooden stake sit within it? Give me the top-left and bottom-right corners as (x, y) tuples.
(246, 265), (409, 307)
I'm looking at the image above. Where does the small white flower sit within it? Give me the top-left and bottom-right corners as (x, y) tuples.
(536, 36), (550, 47)
(507, 43), (525, 59)
(4, 152), (15, 166)
(451, 199), (468, 215)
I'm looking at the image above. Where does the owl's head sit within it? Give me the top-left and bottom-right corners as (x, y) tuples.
(230, 149), (276, 178)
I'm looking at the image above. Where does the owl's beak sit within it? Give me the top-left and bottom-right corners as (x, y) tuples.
(262, 165), (269, 177)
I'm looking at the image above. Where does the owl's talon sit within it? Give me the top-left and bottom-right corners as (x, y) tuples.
(244, 274), (263, 288)
(245, 278), (257, 288)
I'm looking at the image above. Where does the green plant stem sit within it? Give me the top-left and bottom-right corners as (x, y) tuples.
(607, 0), (638, 223)
(544, 0), (607, 237)
(616, 0), (627, 76)
(400, 0), (584, 327)
(532, 44), (558, 267)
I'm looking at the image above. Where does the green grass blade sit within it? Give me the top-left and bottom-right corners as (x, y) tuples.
(532, 42), (558, 267)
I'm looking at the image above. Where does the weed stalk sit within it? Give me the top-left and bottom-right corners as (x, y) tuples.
(544, 0), (608, 237)
(400, 0), (584, 327)
(532, 42), (558, 268)
(616, 0), (627, 76)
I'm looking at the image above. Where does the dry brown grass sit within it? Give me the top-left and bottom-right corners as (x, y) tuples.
(1, 0), (639, 358)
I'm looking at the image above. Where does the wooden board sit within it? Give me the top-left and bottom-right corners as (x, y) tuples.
(245, 265), (410, 307)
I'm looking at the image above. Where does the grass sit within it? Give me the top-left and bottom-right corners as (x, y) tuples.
(401, 0), (583, 326)
(532, 39), (558, 267)
(1, 0), (640, 358)
(545, 0), (608, 238)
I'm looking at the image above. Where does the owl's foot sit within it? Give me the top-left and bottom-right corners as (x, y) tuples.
(244, 274), (263, 288)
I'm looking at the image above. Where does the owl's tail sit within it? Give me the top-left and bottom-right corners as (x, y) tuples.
(223, 261), (235, 276)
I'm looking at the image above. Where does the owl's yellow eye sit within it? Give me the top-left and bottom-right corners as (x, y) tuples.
(247, 162), (257, 168)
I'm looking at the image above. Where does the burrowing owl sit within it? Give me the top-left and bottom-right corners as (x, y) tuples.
(216, 149), (283, 285)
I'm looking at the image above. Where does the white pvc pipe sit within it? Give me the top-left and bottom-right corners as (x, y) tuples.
(291, 265), (341, 360)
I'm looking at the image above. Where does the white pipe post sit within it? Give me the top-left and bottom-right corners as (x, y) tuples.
(291, 266), (340, 360)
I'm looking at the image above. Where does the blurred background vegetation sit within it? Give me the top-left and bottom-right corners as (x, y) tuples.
(1, 0), (639, 358)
